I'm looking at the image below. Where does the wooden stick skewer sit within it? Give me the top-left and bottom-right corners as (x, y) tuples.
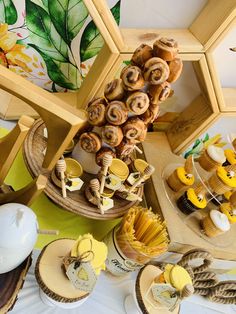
(56, 159), (67, 198)
(37, 229), (59, 235)
(134, 145), (142, 154)
(99, 154), (113, 195)
(129, 164), (155, 193)
(90, 179), (104, 215)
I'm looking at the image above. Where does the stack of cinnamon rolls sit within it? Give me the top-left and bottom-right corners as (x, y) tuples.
(79, 37), (183, 165)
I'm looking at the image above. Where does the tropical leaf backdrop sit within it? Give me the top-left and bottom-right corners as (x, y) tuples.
(0, 0), (121, 91)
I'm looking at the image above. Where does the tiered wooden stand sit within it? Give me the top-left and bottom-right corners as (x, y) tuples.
(142, 132), (236, 261)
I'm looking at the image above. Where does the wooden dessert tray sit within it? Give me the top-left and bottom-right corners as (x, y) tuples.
(142, 132), (236, 262)
(23, 119), (142, 220)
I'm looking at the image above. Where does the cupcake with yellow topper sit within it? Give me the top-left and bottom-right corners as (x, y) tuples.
(167, 156), (195, 192)
(35, 235), (107, 308)
(208, 164), (236, 195)
(219, 190), (236, 224)
(177, 183), (207, 215)
(223, 149), (236, 166)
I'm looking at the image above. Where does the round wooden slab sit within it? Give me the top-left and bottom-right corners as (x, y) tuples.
(35, 238), (89, 302)
(135, 265), (179, 314)
(0, 255), (32, 313)
(23, 119), (142, 220)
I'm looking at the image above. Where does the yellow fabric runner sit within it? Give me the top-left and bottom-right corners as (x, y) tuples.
(0, 128), (120, 249)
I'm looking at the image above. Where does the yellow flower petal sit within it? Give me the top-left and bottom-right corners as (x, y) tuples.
(10, 44), (25, 52)
(0, 24), (8, 38)
(0, 32), (17, 51)
(6, 50), (32, 72)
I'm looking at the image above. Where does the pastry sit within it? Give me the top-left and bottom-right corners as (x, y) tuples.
(167, 156), (195, 192)
(105, 100), (128, 125)
(96, 147), (116, 167)
(116, 140), (135, 159)
(211, 190), (233, 206)
(140, 104), (160, 124)
(153, 37), (178, 61)
(123, 117), (147, 143)
(126, 91), (150, 115)
(79, 132), (102, 153)
(120, 65), (145, 91)
(167, 58), (183, 83)
(223, 149), (236, 166)
(208, 165), (236, 195)
(131, 44), (153, 68)
(202, 210), (230, 237)
(177, 186), (207, 215)
(87, 98), (107, 126)
(101, 125), (123, 147)
(148, 81), (171, 105)
(35, 236), (107, 308)
(219, 203), (236, 224)
(198, 145), (226, 172)
(143, 57), (170, 85)
(104, 79), (125, 101)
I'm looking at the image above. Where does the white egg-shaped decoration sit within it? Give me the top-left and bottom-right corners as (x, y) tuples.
(72, 142), (100, 175)
(0, 203), (38, 274)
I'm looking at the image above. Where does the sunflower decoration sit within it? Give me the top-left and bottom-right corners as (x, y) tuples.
(0, 23), (32, 72)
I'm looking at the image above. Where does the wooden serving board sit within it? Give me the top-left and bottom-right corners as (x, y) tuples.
(23, 119), (142, 220)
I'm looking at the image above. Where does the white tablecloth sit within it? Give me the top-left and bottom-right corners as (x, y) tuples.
(11, 250), (236, 314)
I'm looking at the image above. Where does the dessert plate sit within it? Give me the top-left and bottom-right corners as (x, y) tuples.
(23, 119), (142, 220)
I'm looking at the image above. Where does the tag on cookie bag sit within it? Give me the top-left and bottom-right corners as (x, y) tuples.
(149, 283), (179, 310)
(66, 178), (84, 191)
(66, 261), (97, 292)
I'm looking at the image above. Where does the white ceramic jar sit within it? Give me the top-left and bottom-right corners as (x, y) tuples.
(0, 203), (38, 274)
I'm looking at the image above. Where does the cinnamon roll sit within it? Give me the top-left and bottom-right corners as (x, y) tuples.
(101, 125), (123, 147)
(126, 91), (150, 115)
(116, 140), (135, 158)
(122, 117), (147, 143)
(104, 78), (125, 101)
(140, 104), (160, 124)
(87, 98), (107, 126)
(143, 57), (169, 85)
(167, 58), (183, 83)
(120, 65), (145, 91)
(153, 37), (178, 61)
(105, 101), (128, 125)
(96, 147), (116, 167)
(148, 81), (171, 105)
(79, 132), (102, 153)
(131, 44), (153, 68)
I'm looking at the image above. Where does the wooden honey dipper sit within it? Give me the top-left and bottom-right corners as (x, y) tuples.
(181, 284), (194, 298)
(99, 153), (113, 195)
(129, 164), (155, 193)
(56, 159), (67, 198)
(118, 184), (142, 202)
(90, 178), (104, 214)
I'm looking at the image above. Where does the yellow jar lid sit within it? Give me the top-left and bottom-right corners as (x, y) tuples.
(109, 159), (129, 180)
(169, 265), (192, 292)
(134, 159), (149, 174)
(65, 158), (83, 178)
(102, 187), (114, 198)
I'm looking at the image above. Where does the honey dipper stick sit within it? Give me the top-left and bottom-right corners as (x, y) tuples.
(99, 154), (113, 195)
(56, 159), (67, 198)
(118, 185), (142, 202)
(90, 179), (104, 215)
(129, 165), (155, 193)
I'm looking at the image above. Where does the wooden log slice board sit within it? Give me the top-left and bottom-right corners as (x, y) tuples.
(23, 119), (142, 220)
(135, 264), (179, 314)
(35, 239), (89, 303)
(0, 255), (32, 314)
